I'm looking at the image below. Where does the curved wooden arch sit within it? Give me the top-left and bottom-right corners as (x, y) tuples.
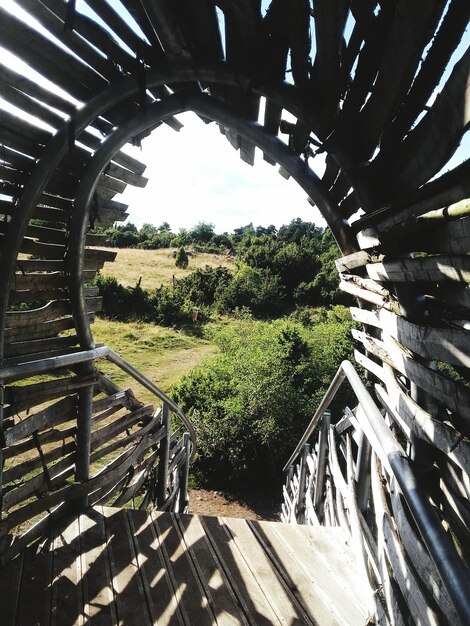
(67, 90), (355, 349)
(0, 62), (352, 361)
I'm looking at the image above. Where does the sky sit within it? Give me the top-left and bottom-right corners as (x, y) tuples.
(118, 111), (327, 233)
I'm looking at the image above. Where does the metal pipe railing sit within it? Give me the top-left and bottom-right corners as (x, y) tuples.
(284, 360), (470, 625)
(0, 344), (197, 459)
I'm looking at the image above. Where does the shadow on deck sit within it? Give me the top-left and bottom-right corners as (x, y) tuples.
(1, 506), (368, 626)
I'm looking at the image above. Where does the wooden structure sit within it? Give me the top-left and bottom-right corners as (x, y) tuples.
(0, 0), (470, 624)
(1, 505), (369, 625)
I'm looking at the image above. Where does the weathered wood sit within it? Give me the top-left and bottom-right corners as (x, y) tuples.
(374, 374), (470, 477)
(4, 395), (77, 447)
(4, 372), (97, 415)
(366, 255), (470, 284)
(352, 328), (470, 428)
(388, 485), (461, 624)
(124, 508), (183, 626)
(353, 307), (470, 369)
(4, 335), (79, 358)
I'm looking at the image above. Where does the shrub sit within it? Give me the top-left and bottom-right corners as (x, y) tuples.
(215, 263), (285, 316)
(175, 246), (189, 269)
(173, 313), (355, 490)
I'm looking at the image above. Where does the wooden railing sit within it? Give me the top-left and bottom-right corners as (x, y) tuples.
(0, 346), (195, 565)
(283, 361), (470, 626)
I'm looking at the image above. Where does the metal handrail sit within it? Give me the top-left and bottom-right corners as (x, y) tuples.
(0, 344), (197, 459)
(284, 360), (470, 624)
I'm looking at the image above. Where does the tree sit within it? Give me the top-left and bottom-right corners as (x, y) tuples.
(190, 221), (215, 243)
(175, 246), (189, 269)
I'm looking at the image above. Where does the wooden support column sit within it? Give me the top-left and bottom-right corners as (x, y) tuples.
(156, 403), (171, 507)
(179, 432), (191, 514)
(314, 410), (331, 517)
(296, 443), (310, 524)
(355, 412), (372, 514)
(74, 363), (94, 509)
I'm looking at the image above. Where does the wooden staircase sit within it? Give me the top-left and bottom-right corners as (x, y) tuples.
(1, 506), (369, 626)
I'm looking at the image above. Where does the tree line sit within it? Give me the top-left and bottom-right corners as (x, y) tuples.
(94, 218), (350, 326)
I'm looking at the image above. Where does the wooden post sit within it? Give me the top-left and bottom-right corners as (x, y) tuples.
(355, 411), (372, 514)
(296, 443), (310, 524)
(179, 432), (191, 514)
(75, 365), (94, 508)
(156, 402), (171, 508)
(314, 410), (331, 518)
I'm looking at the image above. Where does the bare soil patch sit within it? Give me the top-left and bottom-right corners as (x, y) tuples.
(188, 488), (280, 521)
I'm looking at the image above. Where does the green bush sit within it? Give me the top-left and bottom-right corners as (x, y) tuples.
(215, 263), (285, 316)
(173, 311), (355, 490)
(175, 246), (189, 269)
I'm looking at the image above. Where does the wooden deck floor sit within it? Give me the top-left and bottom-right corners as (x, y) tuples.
(1, 506), (368, 626)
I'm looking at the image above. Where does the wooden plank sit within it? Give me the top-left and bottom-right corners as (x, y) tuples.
(222, 516), (312, 624)
(5, 315), (90, 343)
(366, 255), (470, 283)
(102, 507), (152, 625)
(4, 396), (77, 446)
(4, 335), (79, 358)
(176, 514), (246, 626)
(271, 521), (368, 624)
(352, 328), (470, 427)
(377, 309), (470, 368)
(0, 553), (24, 626)
(335, 250), (379, 273)
(151, 511), (218, 625)
(3, 436), (75, 485)
(79, 508), (117, 625)
(50, 515), (84, 626)
(371, 45), (470, 205)
(248, 519), (345, 625)
(126, 509), (184, 626)
(16, 545), (53, 626)
(374, 374), (470, 476)
(201, 515), (284, 625)
(357, 1), (446, 159)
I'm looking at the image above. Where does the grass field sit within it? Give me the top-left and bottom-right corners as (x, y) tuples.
(92, 317), (216, 404)
(99, 247), (236, 290)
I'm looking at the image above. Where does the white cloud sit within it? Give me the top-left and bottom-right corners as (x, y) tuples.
(119, 112), (327, 233)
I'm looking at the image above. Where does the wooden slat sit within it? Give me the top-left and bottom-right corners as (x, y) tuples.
(50, 515), (84, 626)
(152, 511), (216, 625)
(4, 395), (77, 447)
(4, 372), (97, 416)
(375, 371), (470, 476)
(102, 507), (151, 625)
(4, 334), (78, 358)
(78, 508), (117, 625)
(125, 508), (183, 626)
(176, 513), (246, 625)
(201, 515), (284, 625)
(366, 255), (470, 283)
(15, 546), (53, 626)
(352, 328), (470, 428)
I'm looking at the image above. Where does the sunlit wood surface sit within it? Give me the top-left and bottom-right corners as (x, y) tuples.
(0, 505), (368, 626)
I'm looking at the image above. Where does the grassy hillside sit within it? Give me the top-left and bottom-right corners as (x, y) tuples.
(92, 317), (217, 404)
(99, 247), (236, 290)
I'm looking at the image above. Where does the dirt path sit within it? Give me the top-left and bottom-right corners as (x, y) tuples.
(188, 488), (280, 521)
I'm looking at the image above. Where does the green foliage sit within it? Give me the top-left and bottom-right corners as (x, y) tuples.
(95, 218), (350, 325)
(175, 246), (189, 269)
(215, 263), (285, 316)
(173, 312), (355, 489)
